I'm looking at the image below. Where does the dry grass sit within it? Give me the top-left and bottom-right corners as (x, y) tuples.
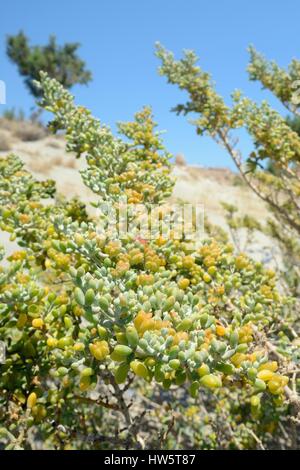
(0, 117), (47, 142)
(13, 121), (47, 142)
(0, 130), (11, 151)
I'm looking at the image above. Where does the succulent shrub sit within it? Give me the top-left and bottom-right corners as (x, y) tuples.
(0, 72), (298, 449)
(155, 45), (300, 292)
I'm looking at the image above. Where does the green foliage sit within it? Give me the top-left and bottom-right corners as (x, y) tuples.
(6, 32), (92, 98)
(247, 46), (300, 115)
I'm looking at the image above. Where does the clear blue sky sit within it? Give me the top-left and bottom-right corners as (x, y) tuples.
(1, 0), (299, 169)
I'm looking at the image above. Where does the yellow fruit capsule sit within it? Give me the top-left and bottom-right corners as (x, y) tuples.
(257, 370), (275, 382)
(200, 374), (222, 389)
(207, 266), (217, 276)
(178, 278), (190, 289)
(73, 342), (85, 352)
(47, 337), (58, 348)
(268, 375), (288, 392)
(32, 318), (44, 329)
(27, 392), (37, 409)
(203, 273), (212, 283)
(197, 364), (210, 378)
(73, 306), (83, 317)
(230, 353), (246, 367)
(74, 233), (85, 246)
(250, 395), (261, 408)
(89, 341), (110, 361)
(182, 256), (194, 269)
(130, 360), (149, 380)
(81, 367), (93, 377)
(216, 325), (226, 336)
(145, 357), (156, 368)
(258, 361), (278, 372)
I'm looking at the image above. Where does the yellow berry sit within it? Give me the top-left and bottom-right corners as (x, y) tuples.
(257, 370), (275, 382)
(200, 374), (222, 389)
(197, 364), (210, 377)
(178, 278), (190, 289)
(27, 392), (37, 409)
(32, 318), (44, 329)
(203, 273), (212, 283)
(47, 337), (58, 348)
(89, 340), (110, 361)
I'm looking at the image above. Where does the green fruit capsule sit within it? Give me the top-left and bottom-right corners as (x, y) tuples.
(77, 267), (85, 278)
(116, 332), (128, 345)
(74, 287), (85, 306)
(23, 341), (36, 357)
(81, 367), (93, 377)
(215, 362), (234, 375)
(162, 378), (171, 390)
(114, 363), (130, 384)
(254, 378), (266, 392)
(175, 371), (186, 385)
(99, 297), (110, 311)
(97, 325), (108, 339)
(189, 381), (200, 398)
(200, 313), (208, 328)
(125, 326), (139, 348)
(248, 367), (257, 381)
(177, 318), (193, 332)
(154, 364), (164, 382)
(169, 359), (180, 370)
(113, 345), (133, 358)
(164, 296), (176, 310)
(58, 337), (72, 349)
(57, 367), (69, 377)
(230, 331), (239, 348)
(85, 289), (95, 306)
(64, 316), (73, 329)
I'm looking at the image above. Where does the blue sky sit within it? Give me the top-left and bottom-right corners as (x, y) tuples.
(1, 0), (299, 169)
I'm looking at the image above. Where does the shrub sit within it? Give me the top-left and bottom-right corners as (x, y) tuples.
(0, 72), (298, 450)
(156, 44), (300, 299)
(6, 32), (92, 99)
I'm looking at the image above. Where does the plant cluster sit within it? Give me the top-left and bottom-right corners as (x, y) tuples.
(0, 66), (299, 449)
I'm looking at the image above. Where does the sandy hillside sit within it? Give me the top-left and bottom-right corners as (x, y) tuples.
(0, 119), (277, 263)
